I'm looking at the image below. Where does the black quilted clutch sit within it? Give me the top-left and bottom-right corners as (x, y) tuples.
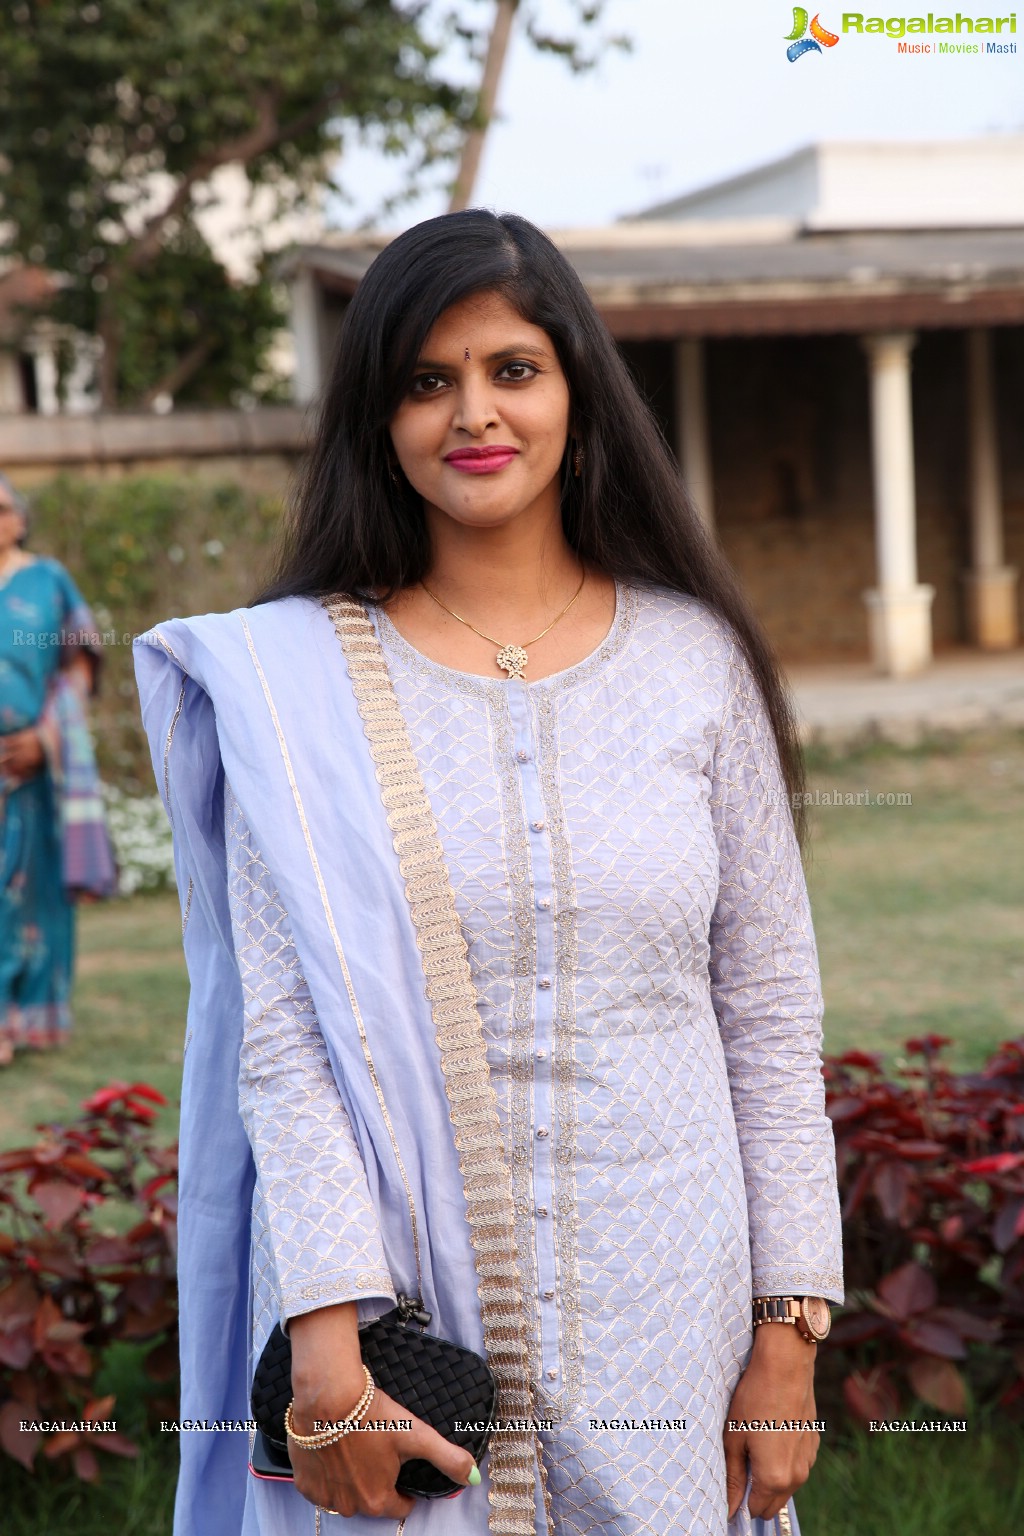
(250, 1296), (497, 1498)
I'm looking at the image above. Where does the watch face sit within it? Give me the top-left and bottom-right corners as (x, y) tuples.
(802, 1297), (831, 1340)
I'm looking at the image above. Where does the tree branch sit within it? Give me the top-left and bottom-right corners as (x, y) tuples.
(138, 334), (216, 408)
(448, 0), (519, 213)
(124, 85), (346, 273)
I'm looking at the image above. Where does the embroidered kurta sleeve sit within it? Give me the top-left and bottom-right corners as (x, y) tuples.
(708, 637), (844, 1304)
(224, 779), (395, 1325)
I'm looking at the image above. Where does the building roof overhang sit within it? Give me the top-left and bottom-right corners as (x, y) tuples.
(278, 225), (1024, 339)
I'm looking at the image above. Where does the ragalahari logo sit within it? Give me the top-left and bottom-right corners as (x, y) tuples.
(786, 7), (841, 57)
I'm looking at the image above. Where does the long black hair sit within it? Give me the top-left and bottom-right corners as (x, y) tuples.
(256, 209), (807, 842)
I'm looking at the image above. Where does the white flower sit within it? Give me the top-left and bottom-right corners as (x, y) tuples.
(101, 786), (176, 896)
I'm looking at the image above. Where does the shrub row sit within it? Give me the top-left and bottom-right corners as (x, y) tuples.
(27, 473), (286, 792)
(2, 1036), (1022, 1480)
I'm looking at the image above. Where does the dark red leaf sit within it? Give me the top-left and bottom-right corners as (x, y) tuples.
(83, 1236), (139, 1267)
(962, 1152), (1024, 1176)
(28, 1178), (88, 1229)
(140, 1173), (175, 1201)
(118, 1296), (177, 1339)
(826, 1312), (889, 1346)
(906, 1035), (953, 1056)
(873, 1161), (914, 1223)
(0, 1327), (34, 1369)
(876, 1262), (937, 1320)
(58, 1152), (113, 1182)
(836, 1051), (884, 1073)
(81, 1084), (130, 1113)
(929, 1307), (1001, 1344)
(898, 1320), (968, 1360)
(123, 1100), (158, 1122)
(993, 1198), (1024, 1253)
(841, 1161), (874, 1222)
(144, 1338), (180, 1382)
(0, 1401), (40, 1471)
(0, 1275), (39, 1329)
(127, 1082), (167, 1105)
(28, 1237), (84, 1280)
(843, 1368), (900, 1424)
(72, 1446), (99, 1482)
(893, 1140), (947, 1161)
(33, 1298), (87, 1347)
(95, 1430), (138, 1459)
(907, 1357), (966, 1413)
(828, 1096), (871, 1124)
(40, 1339), (93, 1377)
(43, 1431), (81, 1459)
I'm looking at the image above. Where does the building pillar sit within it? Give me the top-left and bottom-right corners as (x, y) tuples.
(861, 331), (934, 676)
(289, 266), (325, 405)
(28, 329), (61, 417)
(963, 328), (1018, 649)
(673, 338), (715, 533)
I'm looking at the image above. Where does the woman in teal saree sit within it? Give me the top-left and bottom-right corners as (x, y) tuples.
(0, 473), (116, 1061)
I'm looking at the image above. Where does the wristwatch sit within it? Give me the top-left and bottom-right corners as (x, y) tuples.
(751, 1295), (831, 1343)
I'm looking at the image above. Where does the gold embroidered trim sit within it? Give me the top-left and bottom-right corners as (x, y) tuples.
(535, 685), (584, 1418)
(181, 876), (194, 936)
(325, 596), (543, 1536)
(290, 1270), (395, 1304)
(239, 614), (424, 1295)
(162, 676), (187, 832)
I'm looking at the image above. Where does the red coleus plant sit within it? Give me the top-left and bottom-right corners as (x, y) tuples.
(823, 1035), (1024, 1423)
(0, 1083), (178, 1481)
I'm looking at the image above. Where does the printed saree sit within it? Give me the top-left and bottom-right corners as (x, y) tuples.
(0, 557), (116, 1048)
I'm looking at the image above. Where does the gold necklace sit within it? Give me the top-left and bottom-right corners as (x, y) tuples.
(419, 567), (586, 680)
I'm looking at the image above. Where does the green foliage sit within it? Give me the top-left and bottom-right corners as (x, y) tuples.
(27, 473), (284, 789)
(59, 223), (289, 409)
(0, 0), (471, 405)
(0, 0), (621, 405)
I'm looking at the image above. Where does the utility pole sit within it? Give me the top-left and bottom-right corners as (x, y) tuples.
(448, 0), (519, 212)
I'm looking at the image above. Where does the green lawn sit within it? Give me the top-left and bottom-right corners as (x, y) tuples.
(2, 728), (1023, 1530)
(804, 727), (1024, 1070)
(0, 891), (188, 1150)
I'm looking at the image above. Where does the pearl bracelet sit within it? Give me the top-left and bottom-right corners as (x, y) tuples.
(285, 1364), (375, 1449)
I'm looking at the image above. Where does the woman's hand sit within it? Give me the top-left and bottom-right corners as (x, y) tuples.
(288, 1380), (479, 1520)
(287, 1301), (479, 1520)
(723, 1324), (819, 1522)
(0, 727), (45, 781)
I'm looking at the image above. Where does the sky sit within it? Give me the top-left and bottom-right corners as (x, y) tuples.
(331, 0), (1024, 231)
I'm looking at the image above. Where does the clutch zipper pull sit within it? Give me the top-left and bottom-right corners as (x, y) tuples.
(395, 1292), (432, 1330)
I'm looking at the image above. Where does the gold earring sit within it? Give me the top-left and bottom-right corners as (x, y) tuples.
(573, 444), (584, 478)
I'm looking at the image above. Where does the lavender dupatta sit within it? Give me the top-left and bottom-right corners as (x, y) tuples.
(134, 597), (523, 1536)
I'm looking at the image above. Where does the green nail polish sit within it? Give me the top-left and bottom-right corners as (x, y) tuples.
(468, 1465), (482, 1486)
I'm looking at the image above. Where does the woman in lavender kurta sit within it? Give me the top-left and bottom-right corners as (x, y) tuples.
(135, 211), (842, 1536)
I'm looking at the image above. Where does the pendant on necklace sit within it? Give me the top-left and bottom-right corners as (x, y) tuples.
(496, 643), (529, 680)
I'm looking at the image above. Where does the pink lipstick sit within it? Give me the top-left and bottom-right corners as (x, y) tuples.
(444, 446), (519, 475)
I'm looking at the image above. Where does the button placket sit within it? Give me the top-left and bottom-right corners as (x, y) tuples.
(508, 682), (560, 1387)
